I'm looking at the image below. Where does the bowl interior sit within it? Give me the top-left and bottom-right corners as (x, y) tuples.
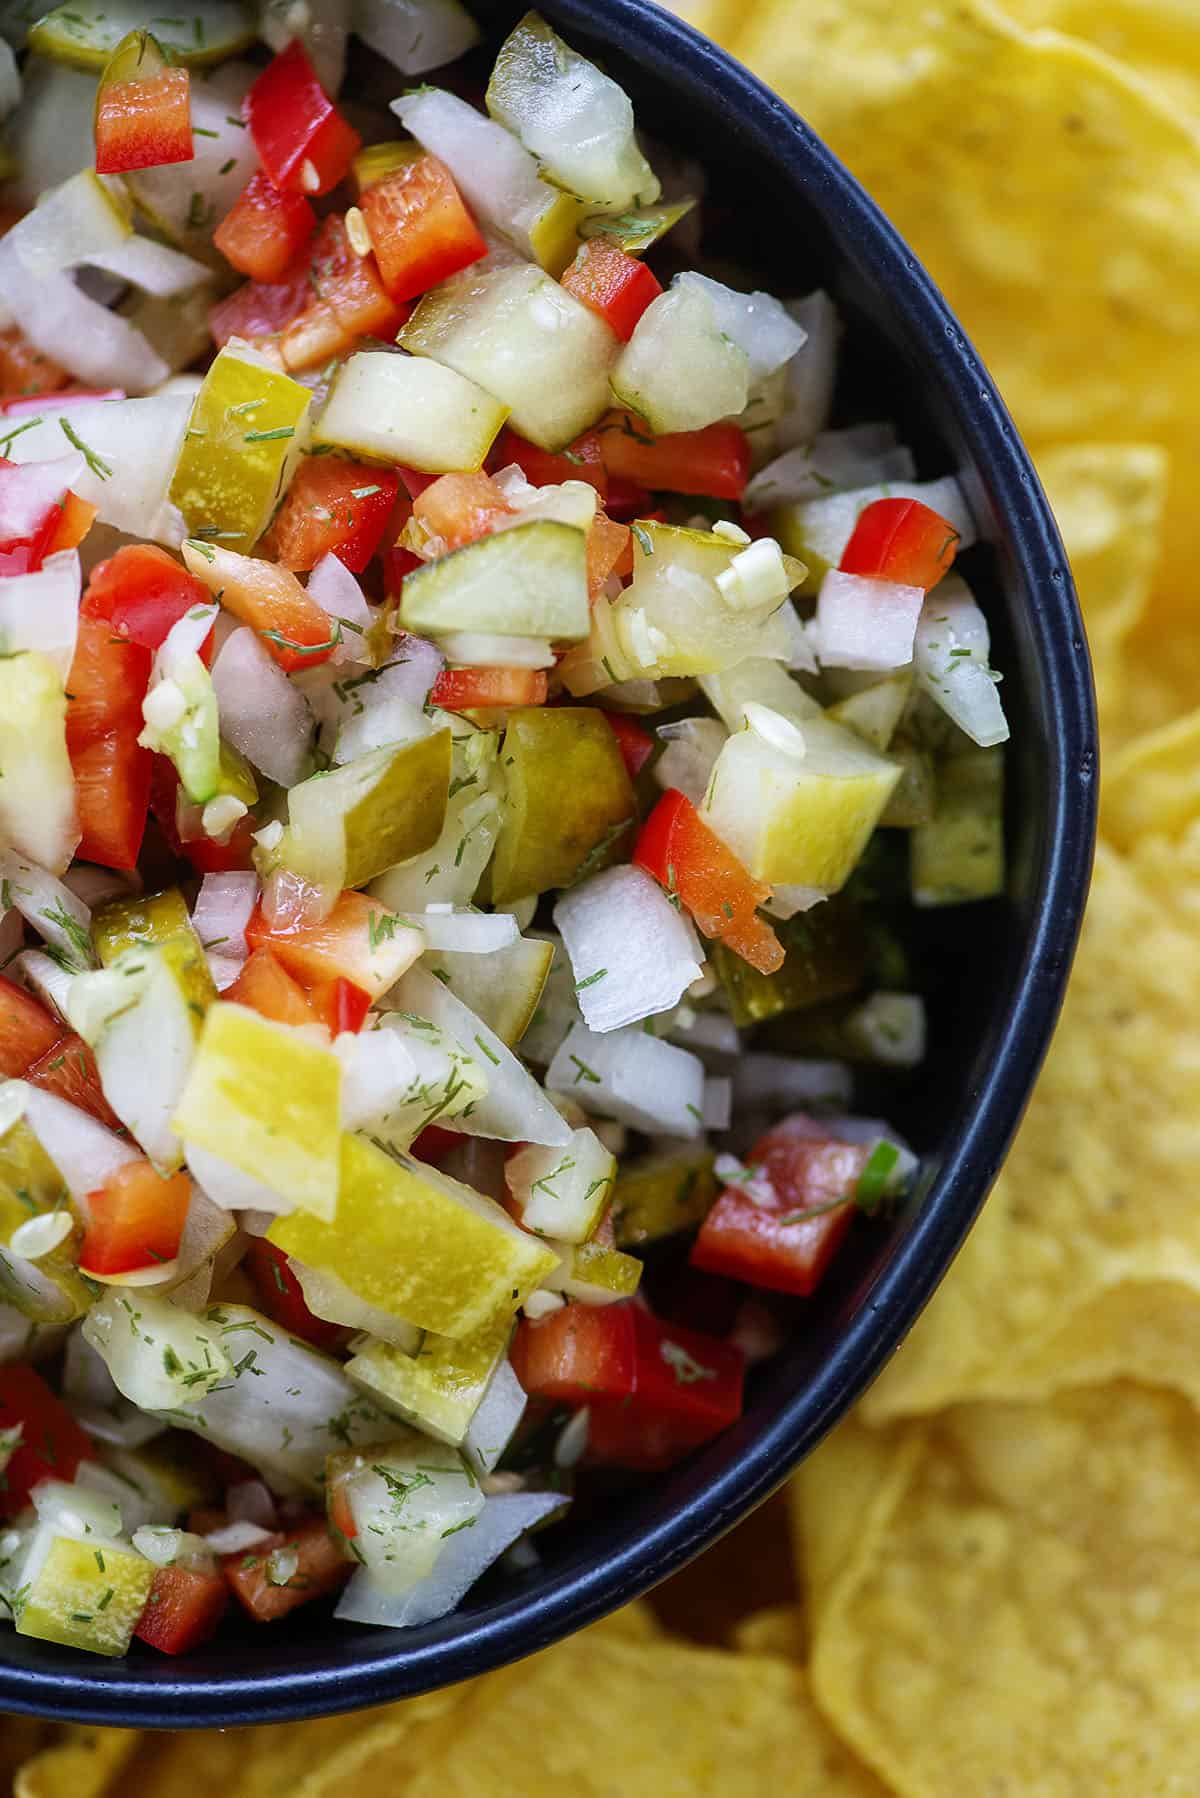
(0, 0), (1096, 1725)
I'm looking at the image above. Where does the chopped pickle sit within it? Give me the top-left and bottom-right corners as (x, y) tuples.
(0, 652), (78, 877)
(611, 1145), (718, 1247)
(490, 707), (636, 906)
(526, 187), (589, 278)
(0, 1106), (92, 1324)
(172, 1003), (343, 1221)
(825, 671), (913, 751)
(92, 886), (218, 1016)
(580, 199), (696, 257)
(345, 1309), (512, 1446)
(168, 343), (311, 554)
(544, 1235), (643, 1304)
(427, 936), (554, 1047)
(343, 1013), (487, 1153)
(31, 1), (257, 69)
(275, 730), (452, 893)
(269, 1134), (558, 1339)
(880, 735), (936, 828)
(911, 747), (1006, 906)
(711, 897), (866, 1028)
(397, 520), (590, 643)
(352, 138), (424, 192)
(15, 1533), (153, 1657)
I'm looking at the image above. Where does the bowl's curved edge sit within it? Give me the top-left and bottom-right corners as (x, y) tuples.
(0, 0), (1097, 1726)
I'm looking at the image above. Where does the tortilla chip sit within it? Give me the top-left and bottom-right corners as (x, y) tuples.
(797, 1389), (1200, 1795)
(1103, 708), (1200, 846)
(863, 841), (1200, 1420)
(15, 1728), (141, 1798)
(998, 0), (1200, 122)
(124, 1711), (392, 1798)
(592, 1598), (665, 1640)
(731, 1604), (805, 1659)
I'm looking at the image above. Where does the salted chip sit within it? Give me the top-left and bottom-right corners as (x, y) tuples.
(119, 1709), (414, 1798)
(863, 842), (1200, 1420)
(797, 1389), (1200, 1795)
(999, 0), (1200, 123)
(15, 1728), (141, 1798)
(731, 1604), (805, 1659)
(1103, 708), (1200, 847)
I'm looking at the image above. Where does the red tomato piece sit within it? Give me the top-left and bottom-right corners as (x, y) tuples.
(65, 613), (151, 742)
(490, 426), (608, 499)
(560, 239), (662, 341)
(0, 327), (68, 399)
(0, 976), (63, 1075)
(411, 471), (513, 554)
(213, 170), (316, 284)
(244, 42), (360, 197)
(597, 411), (751, 500)
(394, 464), (438, 500)
(587, 510), (632, 599)
(410, 1123), (460, 1164)
(95, 67), (193, 175)
(263, 458), (398, 573)
(428, 667), (548, 711)
(245, 890), (402, 995)
(204, 555), (338, 674)
(242, 1238), (347, 1351)
(25, 1032), (122, 1132)
(690, 1119), (872, 1297)
(208, 264), (313, 351)
(135, 1562), (229, 1655)
(0, 1365), (95, 1517)
(382, 542), (421, 603)
(70, 731), (152, 873)
(222, 1518), (351, 1622)
(360, 152), (486, 301)
(582, 1305), (745, 1473)
(307, 976), (371, 1036)
(80, 1159), (192, 1278)
(278, 213), (405, 373)
(149, 759), (257, 875)
(839, 497), (961, 589)
(511, 1300), (638, 1405)
(225, 948), (319, 1029)
(83, 544), (210, 650)
(634, 789), (783, 974)
(604, 712), (654, 778)
(604, 474), (653, 519)
(46, 490), (98, 556)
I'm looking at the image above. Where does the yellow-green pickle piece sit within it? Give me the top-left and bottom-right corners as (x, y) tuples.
(269, 1134), (558, 1339)
(712, 897), (866, 1028)
(491, 707), (635, 905)
(346, 1310), (512, 1446)
(278, 731), (452, 892)
(911, 746), (1006, 905)
(92, 886), (217, 1015)
(0, 1103), (92, 1323)
(546, 1235), (642, 1303)
(611, 1146), (718, 1248)
(16, 1536), (153, 1657)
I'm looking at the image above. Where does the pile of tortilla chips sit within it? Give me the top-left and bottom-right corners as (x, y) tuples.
(12, 0), (1200, 1789)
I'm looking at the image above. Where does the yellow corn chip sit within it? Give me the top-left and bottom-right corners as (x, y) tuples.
(797, 1389), (1200, 1796)
(15, 1727), (141, 1798)
(1103, 707), (1200, 845)
(731, 1604), (805, 1659)
(998, 0), (1200, 122)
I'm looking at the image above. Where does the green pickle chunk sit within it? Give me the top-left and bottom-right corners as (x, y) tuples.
(277, 731), (453, 892)
(911, 748), (1006, 906)
(491, 707), (636, 906)
(712, 896), (867, 1029)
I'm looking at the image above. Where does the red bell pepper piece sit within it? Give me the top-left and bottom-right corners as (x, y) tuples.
(411, 471), (513, 555)
(80, 1158), (192, 1278)
(0, 975), (122, 1130)
(307, 976), (371, 1036)
(135, 1561), (229, 1655)
(839, 496), (960, 589)
(209, 264), (313, 352)
(222, 1517), (351, 1622)
(360, 152), (486, 302)
(65, 614), (153, 872)
(490, 426), (608, 499)
(149, 759), (258, 875)
(213, 170), (316, 284)
(224, 948), (319, 1029)
(511, 1299), (638, 1406)
(604, 474), (653, 519)
(245, 890), (402, 994)
(605, 712), (654, 779)
(635, 789), (784, 975)
(25, 1031), (122, 1131)
(278, 213), (406, 373)
(46, 490), (97, 556)
(0, 1364), (95, 1517)
(428, 667), (549, 711)
(242, 1238), (347, 1351)
(560, 239), (662, 341)
(264, 457), (399, 573)
(95, 66), (193, 176)
(82, 544), (210, 650)
(244, 42), (360, 197)
(690, 1118), (872, 1297)
(597, 411), (751, 500)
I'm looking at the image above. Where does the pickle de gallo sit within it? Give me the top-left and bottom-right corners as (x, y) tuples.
(0, 1), (1007, 1661)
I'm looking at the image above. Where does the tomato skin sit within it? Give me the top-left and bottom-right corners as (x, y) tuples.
(213, 171), (316, 284)
(360, 153), (486, 301)
(410, 1123), (460, 1164)
(428, 667), (548, 711)
(604, 712), (654, 778)
(597, 411), (751, 501)
(244, 42), (360, 197)
(263, 458), (399, 574)
(222, 1517), (351, 1622)
(634, 789), (783, 975)
(245, 890), (402, 999)
(65, 614), (153, 873)
(83, 544), (210, 651)
(0, 1365), (96, 1517)
(94, 67), (193, 175)
(587, 510), (632, 599)
(135, 1562), (229, 1655)
(0, 975), (63, 1075)
(560, 239), (662, 341)
(411, 471), (513, 554)
(225, 949), (319, 1029)
(243, 1238), (348, 1351)
(690, 1119), (871, 1297)
(491, 427), (608, 499)
(511, 1300), (638, 1405)
(80, 1159), (192, 1278)
(308, 976), (371, 1036)
(839, 497), (960, 589)
(25, 1032), (122, 1131)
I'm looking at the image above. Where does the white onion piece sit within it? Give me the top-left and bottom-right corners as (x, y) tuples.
(261, 0), (349, 92)
(667, 1009), (740, 1058)
(702, 1076), (732, 1131)
(730, 1052), (853, 1110)
(0, 852), (93, 971)
(68, 1399), (167, 1449)
(204, 1519), (275, 1556)
(764, 884), (828, 920)
(335, 1490), (564, 1629)
(87, 236), (212, 297)
(163, 1183), (239, 1312)
(553, 866), (703, 1033)
(546, 1022), (705, 1138)
(191, 871), (257, 990)
(13, 172), (130, 279)
(4, 59), (96, 211)
(0, 454), (82, 543)
(11, 948), (73, 1026)
(9, 1080), (137, 1199)
(8, 1212), (73, 1260)
(291, 1257), (421, 1351)
(31, 1478), (124, 1541)
(0, 250), (168, 394)
(393, 88), (554, 261)
(775, 290), (839, 452)
(356, 0), (481, 73)
(814, 570), (924, 672)
(437, 632), (555, 670)
(654, 717), (727, 808)
(418, 909), (519, 955)
(227, 1479), (278, 1530)
(913, 576), (1010, 747)
(332, 694), (431, 765)
(744, 422), (915, 513)
(462, 1357), (527, 1476)
(307, 553), (375, 665)
(0, 549), (81, 680)
(676, 273), (807, 385)
(63, 1327), (119, 1411)
(212, 626), (314, 787)
(67, 948), (197, 1170)
(2, 393), (192, 542)
(333, 1026), (420, 1135)
(185, 1142), (296, 1216)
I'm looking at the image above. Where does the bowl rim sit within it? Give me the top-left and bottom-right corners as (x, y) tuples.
(0, 0), (1097, 1727)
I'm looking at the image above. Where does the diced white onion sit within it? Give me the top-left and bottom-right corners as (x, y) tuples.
(437, 631), (555, 669)
(913, 576), (1010, 747)
(730, 1052), (853, 1110)
(0, 550), (81, 682)
(8, 1212), (73, 1260)
(654, 717), (727, 807)
(417, 909), (519, 954)
(31, 1478), (123, 1541)
(307, 553), (375, 665)
(775, 291), (839, 451)
(702, 1076), (732, 1131)
(0, 454), (83, 544)
(546, 1022), (706, 1138)
(0, 248), (168, 394)
(355, 0), (480, 74)
(191, 872), (257, 990)
(553, 865), (704, 1033)
(744, 421), (915, 513)
(393, 88), (558, 261)
(212, 626), (314, 787)
(842, 992), (927, 1067)
(14, 1079), (138, 1200)
(0, 851), (93, 970)
(185, 1142), (296, 1216)
(203, 1520), (275, 1556)
(463, 1358), (527, 1476)
(227, 1479), (278, 1530)
(2, 393), (193, 543)
(86, 236), (213, 298)
(822, 1114), (919, 1190)
(332, 694), (431, 766)
(814, 570), (924, 673)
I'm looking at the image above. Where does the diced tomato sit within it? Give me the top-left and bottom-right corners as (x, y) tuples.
(65, 612), (151, 742)
(428, 666), (548, 711)
(360, 152), (486, 301)
(604, 474), (653, 519)
(0, 457), (83, 573)
(583, 1306), (744, 1473)
(597, 411), (751, 501)
(263, 458), (398, 573)
(0, 1365), (96, 1517)
(560, 239), (662, 341)
(213, 170), (316, 284)
(25, 1032), (122, 1132)
(604, 712), (654, 779)
(410, 1123), (461, 1165)
(0, 976), (63, 1075)
(411, 471), (513, 555)
(635, 789), (783, 974)
(587, 510), (632, 599)
(245, 889), (402, 996)
(279, 213), (405, 374)
(149, 760), (258, 875)
(243, 1237), (347, 1351)
(46, 490), (98, 555)
(382, 544), (421, 606)
(94, 67), (193, 175)
(222, 1517), (351, 1622)
(64, 614), (153, 872)
(83, 544), (209, 650)
(511, 1299), (638, 1405)
(394, 464), (439, 501)
(80, 1159), (192, 1278)
(838, 496), (961, 590)
(209, 264), (312, 352)
(135, 1562), (229, 1655)
(490, 426), (608, 499)
(0, 327), (68, 399)
(244, 42), (361, 197)
(225, 948), (318, 1029)
(307, 976), (371, 1036)
(201, 552), (338, 674)
(690, 1118), (872, 1297)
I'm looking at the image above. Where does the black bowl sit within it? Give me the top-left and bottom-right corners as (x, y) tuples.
(0, 0), (1095, 1725)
